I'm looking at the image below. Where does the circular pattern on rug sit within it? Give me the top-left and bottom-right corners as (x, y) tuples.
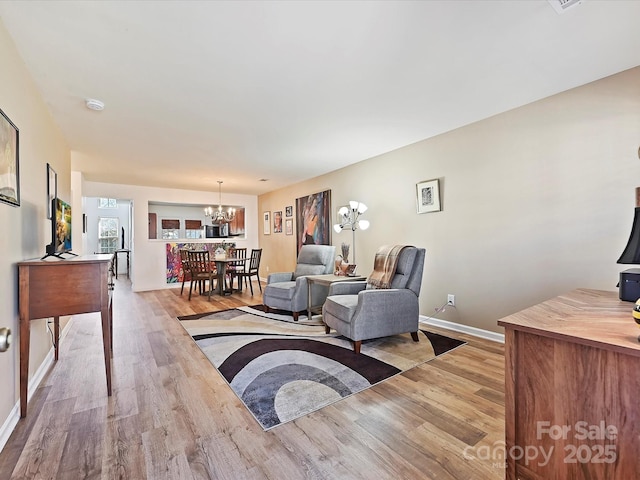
(222, 339), (401, 428)
(230, 350), (370, 428)
(274, 380), (342, 423)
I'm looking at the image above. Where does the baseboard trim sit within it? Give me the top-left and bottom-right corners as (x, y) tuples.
(0, 404), (19, 455)
(0, 317), (74, 453)
(0, 350), (54, 453)
(419, 315), (504, 343)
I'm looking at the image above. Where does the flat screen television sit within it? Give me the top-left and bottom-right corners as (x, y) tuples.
(43, 197), (76, 259)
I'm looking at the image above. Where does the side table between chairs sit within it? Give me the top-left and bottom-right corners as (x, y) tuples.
(305, 274), (366, 320)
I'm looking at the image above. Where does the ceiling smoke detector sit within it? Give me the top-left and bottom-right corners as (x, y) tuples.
(548, 0), (584, 14)
(85, 98), (105, 111)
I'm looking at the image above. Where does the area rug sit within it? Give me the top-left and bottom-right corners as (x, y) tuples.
(178, 305), (466, 430)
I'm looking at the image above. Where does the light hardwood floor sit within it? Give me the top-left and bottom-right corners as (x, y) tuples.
(0, 277), (506, 479)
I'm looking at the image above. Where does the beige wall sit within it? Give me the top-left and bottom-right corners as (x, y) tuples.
(258, 66), (640, 333)
(0, 19), (70, 425)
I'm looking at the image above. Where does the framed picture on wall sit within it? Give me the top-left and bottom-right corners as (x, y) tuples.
(0, 107), (20, 207)
(263, 211), (271, 235)
(295, 189), (331, 253)
(273, 211), (283, 233)
(285, 218), (293, 235)
(285, 205), (293, 217)
(47, 163), (57, 219)
(416, 178), (441, 214)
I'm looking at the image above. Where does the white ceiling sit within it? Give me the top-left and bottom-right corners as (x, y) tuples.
(1, 0), (639, 195)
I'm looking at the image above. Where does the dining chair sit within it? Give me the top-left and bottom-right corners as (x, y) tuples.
(178, 248), (192, 295)
(227, 247), (247, 291)
(234, 248), (262, 295)
(182, 247), (210, 295)
(187, 250), (216, 301)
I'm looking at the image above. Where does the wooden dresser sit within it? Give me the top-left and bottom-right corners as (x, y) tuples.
(18, 254), (114, 418)
(498, 288), (640, 479)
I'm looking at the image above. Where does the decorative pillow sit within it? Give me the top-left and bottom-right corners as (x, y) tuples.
(294, 264), (327, 279)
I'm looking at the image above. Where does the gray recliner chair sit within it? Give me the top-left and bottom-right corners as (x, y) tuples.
(263, 244), (336, 320)
(322, 246), (426, 353)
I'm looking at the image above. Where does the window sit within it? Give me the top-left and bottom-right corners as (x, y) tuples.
(161, 219), (180, 239)
(98, 198), (117, 209)
(98, 217), (119, 253)
(185, 219), (202, 239)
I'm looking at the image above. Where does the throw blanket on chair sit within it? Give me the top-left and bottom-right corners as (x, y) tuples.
(367, 245), (408, 289)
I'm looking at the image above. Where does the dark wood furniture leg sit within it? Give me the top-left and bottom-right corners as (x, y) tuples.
(125, 250), (130, 278)
(101, 303), (112, 395)
(19, 301), (29, 418)
(109, 293), (113, 358)
(54, 316), (60, 361)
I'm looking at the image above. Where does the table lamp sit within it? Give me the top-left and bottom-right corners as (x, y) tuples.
(617, 193), (640, 301)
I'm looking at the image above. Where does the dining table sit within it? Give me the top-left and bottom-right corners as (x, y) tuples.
(211, 256), (245, 295)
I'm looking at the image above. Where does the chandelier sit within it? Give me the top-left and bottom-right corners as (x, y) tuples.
(204, 181), (236, 224)
(333, 200), (370, 264)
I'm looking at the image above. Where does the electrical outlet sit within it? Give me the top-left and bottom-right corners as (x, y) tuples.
(447, 294), (455, 306)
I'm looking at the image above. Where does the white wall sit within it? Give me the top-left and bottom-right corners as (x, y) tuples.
(79, 179), (259, 292)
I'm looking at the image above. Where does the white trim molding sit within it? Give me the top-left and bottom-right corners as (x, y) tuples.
(0, 317), (74, 453)
(420, 315), (505, 344)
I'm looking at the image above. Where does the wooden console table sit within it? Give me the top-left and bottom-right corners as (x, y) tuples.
(498, 288), (640, 479)
(18, 254), (114, 418)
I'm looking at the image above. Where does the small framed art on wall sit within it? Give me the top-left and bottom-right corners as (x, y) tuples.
(416, 178), (441, 214)
(0, 107), (20, 207)
(263, 211), (271, 235)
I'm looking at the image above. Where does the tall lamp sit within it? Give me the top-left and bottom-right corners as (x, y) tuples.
(333, 200), (370, 265)
(617, 203), (640, 302)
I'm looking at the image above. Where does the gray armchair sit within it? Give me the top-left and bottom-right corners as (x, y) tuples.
(263, 244), (336, 320)
(322, 246), (426, 353)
